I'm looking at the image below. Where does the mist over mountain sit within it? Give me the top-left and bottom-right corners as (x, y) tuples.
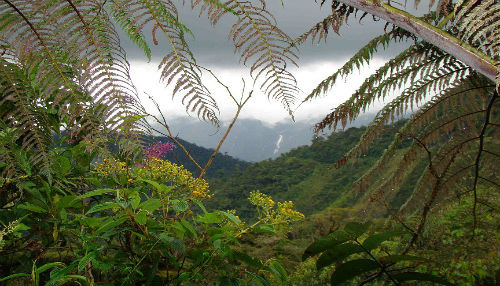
(158, 114), (376, 161)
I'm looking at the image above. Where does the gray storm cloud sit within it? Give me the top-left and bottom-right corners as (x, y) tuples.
(119, 1), (394, 67)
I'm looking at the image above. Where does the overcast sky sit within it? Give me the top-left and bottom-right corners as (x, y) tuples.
(121, 1), (415, 126)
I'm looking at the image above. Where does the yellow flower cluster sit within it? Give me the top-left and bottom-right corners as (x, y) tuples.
(136, 157), (211, 199)
(275, 201), (305, 223)
(94, 158), (129, 177)
(249, 190), (275, 211)
(249, 190), (304, 225)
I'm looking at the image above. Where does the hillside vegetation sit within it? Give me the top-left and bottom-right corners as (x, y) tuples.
(157, 137), (250, 178)
(208, 121), (419, 218)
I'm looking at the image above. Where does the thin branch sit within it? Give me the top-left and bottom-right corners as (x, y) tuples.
(146, 99), (203, 171)
(353, 238), (401, 286)
(471, 90), (497, 239)
(399, 133), (461, 253)
(478, 176), (500, 188)
(483, 149), (500, 158)
(440, 164), (474, 195)
(199, 91), (252, 178)
(373, 197), (416, 235)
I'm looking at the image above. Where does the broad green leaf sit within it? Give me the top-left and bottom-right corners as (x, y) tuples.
(253, 224), (274, 234)
(379, 255), (427, 264)
(180, 219), (198, 238)
(130, 195), (141, 210)
(316, 243), (365, 270)
(57, 195), (79, 210)
(197, 212), (223, 224)
(209, 233), (224, 243)
(0, 273), (30, 282)
(192, 198), (208, 214)
(36, 262), (65, 274)
(172, 199), (189, 212)
(266, 261), (287, 282)
(94, 216), (127, 236)
(246, 271), (269, 286)
(331, 259), (380, 285)
(18, 202), (47, 213)
(78, 252), (96, 272)
(134, 211), (147, 225)
(15, 223), (30, 231)
(234, 251), (263, 268)
(362, 231), (406, 250)
(159, 234), (186, 254)
(213, 239), (231, 258)
(140, 179), (172, 193)
(81, 217), (101, 227)
(221, 211), (241, 225)
(139, 199), (163, 213)
(392, 272), (454, 285)
(86, 202), (120, 215)
(302, 231), (350, 261)
(345, 222), (370, 238)
(78, 188), (115, 199)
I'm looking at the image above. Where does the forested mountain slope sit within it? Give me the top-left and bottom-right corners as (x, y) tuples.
(152, 136), (250, 178)
(207, 121), (419, 218)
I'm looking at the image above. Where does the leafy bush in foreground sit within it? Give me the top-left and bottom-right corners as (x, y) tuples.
(0, 139), (304, 285)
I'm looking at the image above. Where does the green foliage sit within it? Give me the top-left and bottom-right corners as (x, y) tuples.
(0, 128), (306, 285)
(158, 136), (251, 178)
(208, 121), (413, 218)
(303, 222), (453, 285)
(1, 1), (499, 285)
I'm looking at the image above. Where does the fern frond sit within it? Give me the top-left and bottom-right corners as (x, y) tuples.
(110, 0), (219, 125)
(455, 0), (500, 91)
(336, 62), (470, 168)
(303, 28), (414, 103)
(351, 73), (496, 211)
(293, 14), (344, 46)
(314, 43), (445, 132)
(0, 58), (52, 174)
(193, 0), (299, 114)
(108, 0), (152, 61)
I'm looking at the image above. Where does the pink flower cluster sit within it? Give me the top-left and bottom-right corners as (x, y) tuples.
(143, 141), (175, 160)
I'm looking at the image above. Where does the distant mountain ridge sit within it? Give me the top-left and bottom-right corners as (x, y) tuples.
(160, 114), (376, 161)
(149, 136), (250, 178)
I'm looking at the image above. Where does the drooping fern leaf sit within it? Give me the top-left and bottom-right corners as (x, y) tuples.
(454, 0), (500, 91)
(193, 0), (299, 115)
(314, 42), (447, 132)
(109, 0), (220, 125)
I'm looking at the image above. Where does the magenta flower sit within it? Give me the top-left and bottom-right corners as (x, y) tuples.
(143, 141), (175, 160)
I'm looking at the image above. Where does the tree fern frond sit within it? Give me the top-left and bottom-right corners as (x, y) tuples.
(108, 0), (152, 61)
(335, 63), (470, 168)
(314, 43), (445, 132)
(350, 72), (496, 212)
(398, 129), (475, 215)
(193, 0), (299, 114)
(0, 59), (52, 174)
(292, 14), (344, 46)
(454, 0), (500, 91)
(110, 0), (219, 125)
(303, 28), (415, 103)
